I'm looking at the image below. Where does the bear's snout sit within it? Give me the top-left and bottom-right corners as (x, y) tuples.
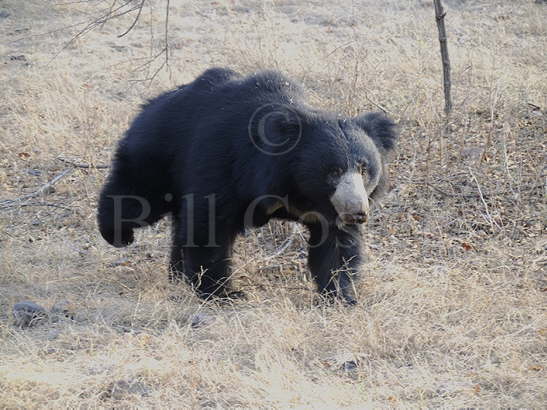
(330, 171), (369, 225)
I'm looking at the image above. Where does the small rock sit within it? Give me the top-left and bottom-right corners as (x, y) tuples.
(127, 381), (150, 396)
(47, 328), (61, 340)
(489, 351), (502, 365)
(329, 351), (360, 373)
(110, 45), (126, 52)
(225, 290), (246, 301)
(108, 258), (130, 268)
(13, 301), (48, 328)
(460, 146), (484, 162)
(0, 10), (10, 19)
(341, 360), (358, 371)
(43, 185), (55, 195)
(50, 300), (76, 321)
(25, 168), (42, 176)
(9, 55), (27, 62)
(233, 6), (250, 13)
(190, 312), (214, 328)
(108, 380), (150, 400)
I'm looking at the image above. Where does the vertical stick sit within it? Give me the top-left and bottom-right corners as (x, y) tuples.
(433, 0), (452, 114)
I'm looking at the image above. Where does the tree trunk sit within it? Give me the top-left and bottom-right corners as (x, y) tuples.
(433, 0), (452, 115)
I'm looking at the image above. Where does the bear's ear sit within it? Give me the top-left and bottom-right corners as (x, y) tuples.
(354, 112), (398, 153)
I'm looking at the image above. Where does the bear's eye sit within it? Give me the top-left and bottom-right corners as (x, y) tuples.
(331, 168), (344, 178)
(327, 168), (344, 184)
(357, 163), (367, 175)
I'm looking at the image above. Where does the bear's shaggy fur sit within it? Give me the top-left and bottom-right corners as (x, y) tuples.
(98, 67), (397, 304)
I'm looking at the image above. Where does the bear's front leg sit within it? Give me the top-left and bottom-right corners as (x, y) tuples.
(307, 223), (363, 305)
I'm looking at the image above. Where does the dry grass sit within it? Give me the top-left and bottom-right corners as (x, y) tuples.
(0, 0), (545, 407)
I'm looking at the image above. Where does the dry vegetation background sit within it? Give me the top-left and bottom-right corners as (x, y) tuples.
(0, 0), (545, 407)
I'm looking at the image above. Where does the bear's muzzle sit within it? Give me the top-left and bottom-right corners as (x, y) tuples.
(330, 171), (369, 225)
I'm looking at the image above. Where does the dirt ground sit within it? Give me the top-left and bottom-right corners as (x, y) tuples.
(0, 0), (545, 407)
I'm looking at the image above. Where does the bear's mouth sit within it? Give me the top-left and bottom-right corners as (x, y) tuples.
(337, 211), (368, 225)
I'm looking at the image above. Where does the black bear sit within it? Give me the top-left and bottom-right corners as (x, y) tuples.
(98, 67), (397, 304)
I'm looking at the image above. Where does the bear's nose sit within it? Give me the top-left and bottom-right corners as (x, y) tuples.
(353, 210), (368, 223)
(330, 171), (369, 224)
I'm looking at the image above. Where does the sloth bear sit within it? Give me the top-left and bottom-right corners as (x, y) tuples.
(98, 67), (397, 304)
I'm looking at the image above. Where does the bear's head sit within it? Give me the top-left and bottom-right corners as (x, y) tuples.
(293, 111), (398, 226)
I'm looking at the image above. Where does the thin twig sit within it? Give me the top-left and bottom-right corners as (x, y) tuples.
(240, 283), (310, 293)
(129, 47), (167, 75)
(143, 48), (168, 84)
(325, 40), (357, 58)
(42, 0), (172, 84)
(412, 180), (544, 199)
(46, 0), (137, 66)
(0, 169), (72, 209)
(57, 156), (109, 169)
(128, 0), (171, 84)
(419, 181), (455, 198)
(11, 20), (95, 45)
(527, 102), (541, 111)
(152, 0), (171, 83)
(360, 90), (391, 115)
(262, 224), (301, 261)
(118, 0), (145, 38)
(100, 0), (117, 30)
(9, 202), (74, 212)
(54, 0), (103, 5)
(468, 167), (500, 230)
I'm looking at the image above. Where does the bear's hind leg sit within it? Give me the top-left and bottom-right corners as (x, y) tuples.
(169, 200), (242, 300)
(181, 228), (238, 299)
(169, 214), (185, 282)
(185, 247), (233, 299)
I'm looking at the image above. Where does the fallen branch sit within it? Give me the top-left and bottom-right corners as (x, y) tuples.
(0, 169), (72, 209)
(527, 102), (541, 111)
(361, 88), (392, 115)
(9, 202), (74, 212)
(56, 156), (109, 169)
(413, 180), (544, 200)
(468, 167), (500, 230)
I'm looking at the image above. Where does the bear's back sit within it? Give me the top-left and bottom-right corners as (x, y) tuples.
(117, 68), (307, 186)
